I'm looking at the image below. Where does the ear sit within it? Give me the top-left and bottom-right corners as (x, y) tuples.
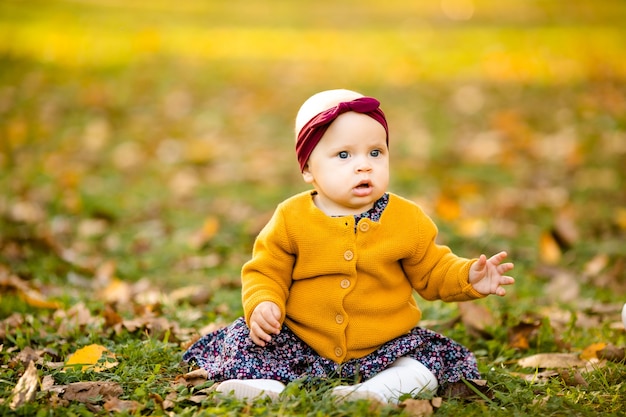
(301, 165), (315, 184)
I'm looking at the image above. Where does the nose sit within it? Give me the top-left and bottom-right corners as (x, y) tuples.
(355, 156), (372, 173)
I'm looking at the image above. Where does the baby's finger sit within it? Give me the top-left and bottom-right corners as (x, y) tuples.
(501, 275), (515, 285)
(257, 315), (280, 335)
(497, 262), (515, 274)
(488, 251), (508, 264)
(250, 321), (272, 346)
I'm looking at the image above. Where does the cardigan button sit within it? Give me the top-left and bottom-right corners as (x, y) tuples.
(340, 279), (350, 289)
(343, 250), (354, 261)
(334, 347), (343, 357)
(358, 221), (370, 232)
(335, 314), (344, 324)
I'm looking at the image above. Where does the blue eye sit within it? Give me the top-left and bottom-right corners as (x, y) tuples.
(338, 151), (349, 159)
(370, 149), (380, 157)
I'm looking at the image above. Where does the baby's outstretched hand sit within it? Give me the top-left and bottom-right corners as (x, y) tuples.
(249, 301), (281, 347)
(469, 251), (515, 296)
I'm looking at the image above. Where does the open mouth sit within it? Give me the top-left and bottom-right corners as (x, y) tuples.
(355, 180), (372, 190)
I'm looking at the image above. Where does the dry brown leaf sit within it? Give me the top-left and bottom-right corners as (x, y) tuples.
(41, 375), (55, 391)
(103, 397), (140, 413)
(119, 315), (180, 341)
(15, 346), (40, 366)
(559, 369), (589, 387)
(9, 361), (38, 410)
(63, 381), (123, 403)
(399, 398), (434, 417)
(583, 254), (609, 277)
(441, 379), (492, 400)
(102, 304), (123, 328)
(511, 369), (559, 383)
(553, 208), (579, 247)
(518, 352), (599, 369)
(169, 285), (213, 306)
(507, 316), (542, 350)
(177, 368), (209, 387)
(458, 301), (495, 339)
(545, 269), (580, 304)
(598, 344), (626, 363)
(160, 391), (178, 410)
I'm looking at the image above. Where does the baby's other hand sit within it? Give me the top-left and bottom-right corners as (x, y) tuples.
(469, 251), (515, 296)
(249, 301), (281, 347)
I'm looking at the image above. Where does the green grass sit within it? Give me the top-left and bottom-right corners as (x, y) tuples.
(1, 0), (626, 415)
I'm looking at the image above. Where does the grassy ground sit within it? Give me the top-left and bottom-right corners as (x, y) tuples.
(1, 0), (625, 415)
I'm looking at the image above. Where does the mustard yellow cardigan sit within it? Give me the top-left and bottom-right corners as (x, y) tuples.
(242, 190), (483, 363)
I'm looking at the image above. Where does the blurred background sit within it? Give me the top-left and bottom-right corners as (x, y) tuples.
(1, 0), (625, 309)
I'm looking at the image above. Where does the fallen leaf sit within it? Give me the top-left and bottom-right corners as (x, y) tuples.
(399, 398), (434, 417)
(583, 254), (609, 277)
(508, 316), (542, 350)
(435, 195), (461, 222)
(41, 375), (55, 391)
(176, 368), (209, 387)
(511, 369), (559, 383)
(559, 369), (588, 387)
(169, 285), (213, 306)
(441, 379), (492, 400)
(518, 352), (592, 369)
(580, 342), (607, 361)
(553, 207), (579, 248)
(597, 344), (626, 363)
(103, 397), (140, 413)
(188, 216), (220, 249)
(10, 361), (38, 410)
(101, 278), (133, 304)
(0, 273), (61, 309)
(156, 391), (178, 411)
(15, 347), (40, 365)
(539, 231), (561, 265)
(64, 344), (118, 372)
(63, 381), (123, 403)
(458, 302), (495, 339)
(102, 304), (123, 328)
(615, 207), (626, 230)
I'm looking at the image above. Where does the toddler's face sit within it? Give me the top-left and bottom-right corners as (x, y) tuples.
(302, 112), (389, 216)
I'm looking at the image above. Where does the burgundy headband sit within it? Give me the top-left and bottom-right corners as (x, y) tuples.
(295, 97), (389, 172)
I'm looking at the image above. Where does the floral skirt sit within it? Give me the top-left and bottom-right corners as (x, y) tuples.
(183, 317), (479, 389)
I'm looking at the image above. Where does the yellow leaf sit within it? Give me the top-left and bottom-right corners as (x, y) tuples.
(539, 231), (561, 265)
(184, 139), (214, 164)
(435, 195), (461, 221)
(615, 207), (626, 230)
(188, 216), (220, 249)
(580, 342), (607, 361)
(20, 288), (62, 310)
(201, 217), (220, 240)
(457, 217), (486, 238)
(101, 278), (132, 304)
(65, 344), (118, 372)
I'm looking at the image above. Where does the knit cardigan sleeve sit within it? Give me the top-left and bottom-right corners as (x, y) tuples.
(401, 202), (485, 302)
(241, 204), (294, 327)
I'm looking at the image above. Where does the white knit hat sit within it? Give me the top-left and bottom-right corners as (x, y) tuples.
(294, 89), (364, 140)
